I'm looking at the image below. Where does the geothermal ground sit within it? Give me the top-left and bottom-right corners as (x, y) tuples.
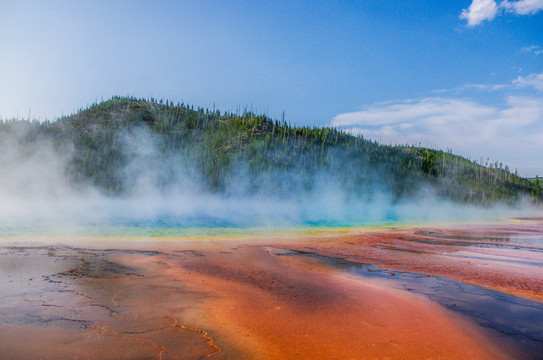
(1, 220), (542, 359)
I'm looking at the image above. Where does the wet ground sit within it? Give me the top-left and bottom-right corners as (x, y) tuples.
(282, 223), (543, 302)
(0, 246), (220, 360)
(0, 220), (542, 359)
(284, 249), (543, 359)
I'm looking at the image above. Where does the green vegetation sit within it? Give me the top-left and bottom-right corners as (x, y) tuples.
(1, 96), (539, 205)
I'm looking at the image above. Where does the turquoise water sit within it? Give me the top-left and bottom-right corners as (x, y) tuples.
(0, 213), (408, 238)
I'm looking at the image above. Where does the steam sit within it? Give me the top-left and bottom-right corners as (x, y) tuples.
(0, 122), (539, 237)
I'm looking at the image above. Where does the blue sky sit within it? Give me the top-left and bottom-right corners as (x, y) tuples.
(1, 0), (542, 176)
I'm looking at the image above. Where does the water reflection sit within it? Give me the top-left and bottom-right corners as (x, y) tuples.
(288, 250), (543, 360)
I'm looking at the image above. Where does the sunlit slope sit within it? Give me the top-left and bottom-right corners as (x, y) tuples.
(0, 96), (539, 205)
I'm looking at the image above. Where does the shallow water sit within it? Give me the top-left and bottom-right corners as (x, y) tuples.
(0, 213), (414, 238)
(278, 223), (543, 359)
(286, 249), (543, 360)
(1, 220), (543, 358)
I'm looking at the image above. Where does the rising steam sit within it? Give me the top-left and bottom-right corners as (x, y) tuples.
(0, 121), (538, 237)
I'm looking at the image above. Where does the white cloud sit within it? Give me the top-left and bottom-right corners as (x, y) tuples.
(461, 0), (543, 26)
(455, 83), (509, 92)
(331, 98), (496, 128)
(460, 0), (499, 26)
(522, 45), (543, 55)
(501, 0), (543, 14)
(331, 95), (543, 177)
(432, 72), (543, 96)
(514, 72), (543, 90)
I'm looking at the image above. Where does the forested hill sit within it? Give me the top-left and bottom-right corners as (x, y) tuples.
(1, 96), (540, 205)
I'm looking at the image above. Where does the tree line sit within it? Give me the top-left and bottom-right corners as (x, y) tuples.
(0, 96), (539, 205)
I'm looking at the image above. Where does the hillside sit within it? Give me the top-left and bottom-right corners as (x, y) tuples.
(0, 96), (539, 205)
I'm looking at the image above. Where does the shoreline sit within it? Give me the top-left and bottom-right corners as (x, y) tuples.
(1, 220), (542, 359)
